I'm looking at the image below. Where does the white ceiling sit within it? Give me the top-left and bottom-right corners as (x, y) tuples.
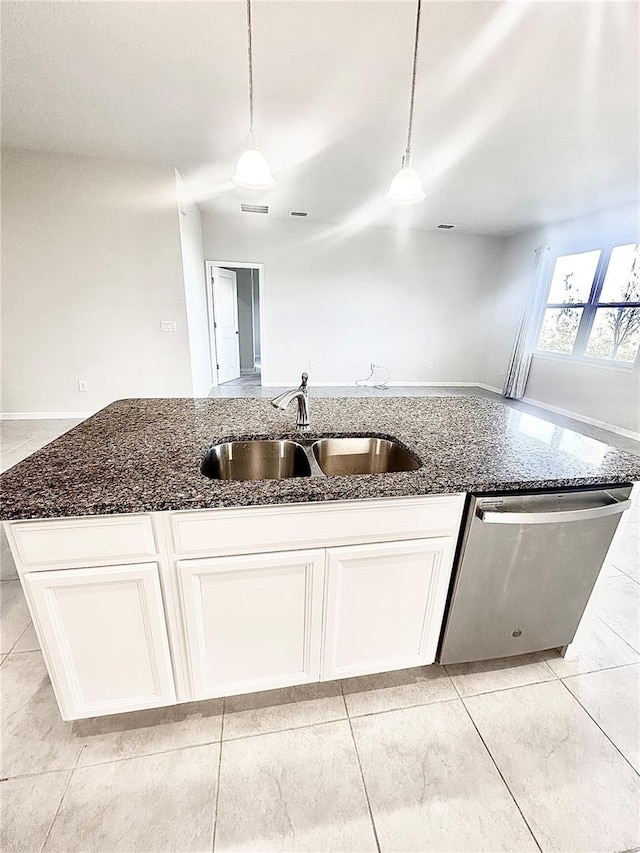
(2, 0), (639, 235)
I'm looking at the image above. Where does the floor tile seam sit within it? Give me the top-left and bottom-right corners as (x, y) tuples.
(39, 740), (84, 851)
(211, 697), (225, 853)
(223, 713), (349, 744)
(344, 693), (461, 722)
(1, 615), (33, 657)
(443, 670), (558, 701)
(64, 737), (224, 772)
(444, 667), (464, 699)
(342, 681), (381, 853)
(594, 613), (640, 655)
(547, 659), (640, 679)
(0, 436), (35, 455)
(0, 766), (80, 783)
(459, 697), (543, 853)
(557, 678), (640, 780)
(559, 661), (640, 687)
(5, 647), (41, 656)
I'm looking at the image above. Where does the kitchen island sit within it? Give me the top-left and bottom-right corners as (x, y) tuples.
(2, 396), (639, 721)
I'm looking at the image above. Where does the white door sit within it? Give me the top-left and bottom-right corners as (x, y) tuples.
(212, 267), (240, 384)
(24, 563), (176, 720)
(322, 538), (455, 680)
(179, 550), (325, 699)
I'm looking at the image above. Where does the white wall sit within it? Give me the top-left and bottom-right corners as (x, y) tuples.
(202, 213), (505, 386)
(176, 170), (211, 396)
(481, 202), (640, 434)
(1, 149), (194, 414)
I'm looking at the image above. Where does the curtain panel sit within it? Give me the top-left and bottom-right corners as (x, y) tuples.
(502, 245), (551, 399)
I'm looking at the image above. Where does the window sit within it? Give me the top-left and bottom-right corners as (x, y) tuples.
(535, 241), (640, 366)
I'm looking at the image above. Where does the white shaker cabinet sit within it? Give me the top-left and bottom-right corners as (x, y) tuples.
(178, 549), (326, 700)
(23, 562), (176, 720)
(321, 537), (455, 680)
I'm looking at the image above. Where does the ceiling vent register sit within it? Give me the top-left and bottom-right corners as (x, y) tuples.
(240, 204), (269, 214)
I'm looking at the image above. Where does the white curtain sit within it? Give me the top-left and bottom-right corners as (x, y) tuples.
(503, 245), (551, 399)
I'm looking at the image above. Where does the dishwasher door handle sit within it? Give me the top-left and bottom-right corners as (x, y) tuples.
(477, 498), (632, 525)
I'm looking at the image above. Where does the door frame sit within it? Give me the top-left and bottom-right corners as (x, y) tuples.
(205, 260), (265, 388)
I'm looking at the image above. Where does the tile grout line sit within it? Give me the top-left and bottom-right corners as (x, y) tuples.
(459, 698), (543, 853)
(593, 612), (640, 657)
(340, 681), (382, 853)
(2, 740), (222, 781)
(211, 696), (225, 853)
(1, 612), (33, 658)
(548, 656), (640, 680)
(442, 672), (557, 701)
(38, 743), (85, 852)
(557, 677), (640, 780)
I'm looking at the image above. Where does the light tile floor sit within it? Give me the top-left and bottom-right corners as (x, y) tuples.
(1, 404), (640, 851)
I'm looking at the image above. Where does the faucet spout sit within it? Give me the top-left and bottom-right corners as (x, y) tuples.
(271, 372), (310, 430)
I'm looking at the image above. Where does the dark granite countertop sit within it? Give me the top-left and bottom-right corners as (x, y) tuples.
(1, 396), (639, 521)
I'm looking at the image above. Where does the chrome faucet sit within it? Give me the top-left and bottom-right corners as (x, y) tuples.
(271, 372), (310, 430)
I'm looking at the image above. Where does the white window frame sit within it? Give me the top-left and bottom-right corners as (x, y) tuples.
(533, 233), (640, 371)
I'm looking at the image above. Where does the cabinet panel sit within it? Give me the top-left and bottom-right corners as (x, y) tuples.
(10, 515), (157, 569)
(24, 562), (175, 720)
(179, 550), (325, 699)
(171, 495), (464, 557)
(322, 538), (455, 680)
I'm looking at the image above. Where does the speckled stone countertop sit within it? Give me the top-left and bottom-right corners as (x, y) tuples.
(1, 396), (639, 521)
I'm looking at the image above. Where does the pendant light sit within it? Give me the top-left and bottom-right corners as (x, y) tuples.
(232, 0), (275, 191)
(386, 0), (425, 205)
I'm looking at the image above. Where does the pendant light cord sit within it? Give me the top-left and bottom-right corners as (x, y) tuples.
(246, 0), (254, 135)
(405, 0), (422, 161)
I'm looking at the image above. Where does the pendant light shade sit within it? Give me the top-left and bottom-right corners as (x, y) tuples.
(385, 154), (425, 205)
(386, 0), (425, 205)
(233, 0), (275, 191)
(233, 132), (275, 191)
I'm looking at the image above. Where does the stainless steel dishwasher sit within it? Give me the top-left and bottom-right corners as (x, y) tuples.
(439, 485), (632, 665)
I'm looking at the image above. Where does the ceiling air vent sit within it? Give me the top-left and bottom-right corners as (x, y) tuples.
(437, 224), (456, 229)
(290, 211), (308, 217)
(241, 204), (269, 214)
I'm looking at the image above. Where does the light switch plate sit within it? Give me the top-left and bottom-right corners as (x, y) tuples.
(161, 320), (177, 332)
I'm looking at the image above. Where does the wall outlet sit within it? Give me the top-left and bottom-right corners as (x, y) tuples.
(161, 320), (177, 332)
(428, 361), (434, 370)
(78, 379), (88, 392)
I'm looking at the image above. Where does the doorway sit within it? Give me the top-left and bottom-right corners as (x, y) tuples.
(206, 261), (263, 387)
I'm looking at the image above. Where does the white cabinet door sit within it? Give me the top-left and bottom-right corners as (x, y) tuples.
(24, 563), (176, 720)
(179, 550), (325, 699)
(322, 538), (455, 680)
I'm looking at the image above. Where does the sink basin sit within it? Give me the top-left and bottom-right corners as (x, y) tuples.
(312, 437), (420, 476)
(202, 440), (311, 481)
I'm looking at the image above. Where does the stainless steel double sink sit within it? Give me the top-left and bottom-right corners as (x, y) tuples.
(201, 436), (421, 481)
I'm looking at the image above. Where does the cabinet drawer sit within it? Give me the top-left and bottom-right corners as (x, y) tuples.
(170, 495), (464, 557)
(8, 514), (157, 569)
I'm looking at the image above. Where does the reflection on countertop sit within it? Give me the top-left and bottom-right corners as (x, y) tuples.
(1, 396), (639, 520)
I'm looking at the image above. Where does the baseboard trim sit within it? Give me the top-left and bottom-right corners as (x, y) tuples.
(0, 411), (94, 420)
(520, 395), (640, 442)
(265, 380), (504, 389)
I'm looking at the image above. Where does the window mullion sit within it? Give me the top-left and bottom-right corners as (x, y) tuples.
(573, 245), (612, 356)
